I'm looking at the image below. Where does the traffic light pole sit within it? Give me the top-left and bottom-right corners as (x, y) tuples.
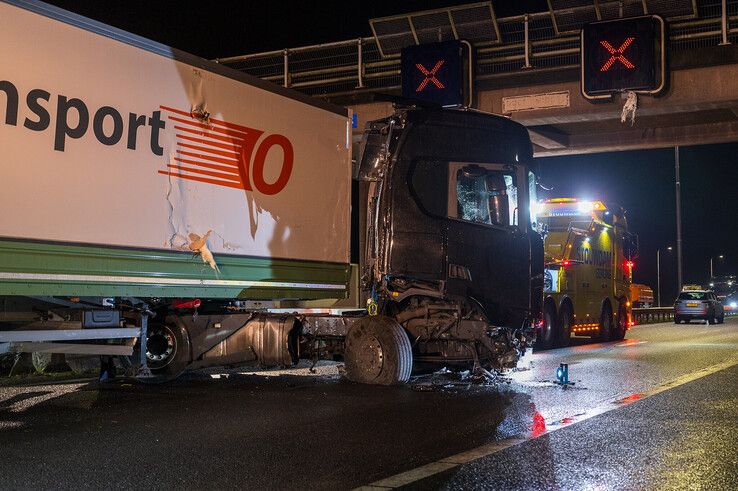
(675, 146), (684, 290)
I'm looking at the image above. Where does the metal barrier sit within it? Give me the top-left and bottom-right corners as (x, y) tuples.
(632, 307), (675, 325)
(217, 0), (738, 98)
(632, 307), (737, 325)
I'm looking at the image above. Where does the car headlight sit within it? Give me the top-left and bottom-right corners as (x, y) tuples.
(730, 301), (737, 309)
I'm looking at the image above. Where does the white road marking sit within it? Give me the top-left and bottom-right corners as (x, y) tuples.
(355, 356), (738, 490)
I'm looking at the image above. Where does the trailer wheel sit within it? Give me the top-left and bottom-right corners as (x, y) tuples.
(557, 303), (573, 348)
(534, 303), (556, 350)
(344, 316), (412, 385)
(612, 302), (627, 340)
(143, 323), (190, 382)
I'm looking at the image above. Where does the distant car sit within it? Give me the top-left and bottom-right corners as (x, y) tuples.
(674, 290), (724, 324)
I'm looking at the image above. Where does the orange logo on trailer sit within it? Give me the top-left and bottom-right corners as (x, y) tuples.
(158, 106), (294, 195)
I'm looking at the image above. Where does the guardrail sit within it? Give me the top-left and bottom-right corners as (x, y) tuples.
(217, 0), (738, 98)
(632, 307), (675, 324)
(632, 307), (737, 325)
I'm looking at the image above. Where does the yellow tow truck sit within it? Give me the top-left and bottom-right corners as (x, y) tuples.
(535, 198), (638, 348)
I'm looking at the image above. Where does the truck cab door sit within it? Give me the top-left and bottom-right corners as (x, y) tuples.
(445, 162), (530, 326)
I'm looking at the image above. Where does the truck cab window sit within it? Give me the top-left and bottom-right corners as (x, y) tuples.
(452, 164), (517, 228)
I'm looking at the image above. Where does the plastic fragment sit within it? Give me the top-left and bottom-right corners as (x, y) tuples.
(188, 230), (218, 271)
(620, 91), (637, 126)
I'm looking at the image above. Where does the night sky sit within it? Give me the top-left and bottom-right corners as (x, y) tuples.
(43, 0), (738, 303)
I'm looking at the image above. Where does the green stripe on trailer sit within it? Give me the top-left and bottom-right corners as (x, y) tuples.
(0, 239), (349, 299)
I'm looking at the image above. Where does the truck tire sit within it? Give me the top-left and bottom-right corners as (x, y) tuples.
(344, 316), (412, 385)
(718, 313), (725, 324)
(611, 302), (627, 341)
(557, 303), (573, 348)
(143, 323), (191, 382)
(596, 303), (613, 342)
(534, 303), (556, 350)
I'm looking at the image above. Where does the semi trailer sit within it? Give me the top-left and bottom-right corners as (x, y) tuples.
(0, 0), (544, 384)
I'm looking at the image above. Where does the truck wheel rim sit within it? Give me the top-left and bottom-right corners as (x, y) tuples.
(146, 327), (176, 368)
(356, 334), (384, 380)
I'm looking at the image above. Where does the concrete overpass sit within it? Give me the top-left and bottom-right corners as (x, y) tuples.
(348, 45), (738, 156)
(219, 0), (738, 156)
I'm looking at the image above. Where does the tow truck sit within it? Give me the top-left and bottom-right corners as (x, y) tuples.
(536, 198), (638, 348)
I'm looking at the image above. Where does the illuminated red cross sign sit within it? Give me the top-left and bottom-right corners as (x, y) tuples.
(599, 37), (635, 72)
(415, 60), (445, 92)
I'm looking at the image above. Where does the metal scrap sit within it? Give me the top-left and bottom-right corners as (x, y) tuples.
(188, 230), (219, 271)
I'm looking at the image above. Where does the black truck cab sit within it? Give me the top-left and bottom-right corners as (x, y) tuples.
(356, 107), (544, 371)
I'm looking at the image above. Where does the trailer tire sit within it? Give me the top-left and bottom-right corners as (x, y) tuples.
(143, 323), (191, 382)
(557, 303), (573, 348)
(344, 316), (412, 385)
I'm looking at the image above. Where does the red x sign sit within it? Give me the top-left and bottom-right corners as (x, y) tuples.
(415, 60), (445, 92)
(599, 37), (635, 72)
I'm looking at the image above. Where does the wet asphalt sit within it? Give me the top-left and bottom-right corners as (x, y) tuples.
(0, 317), (737, 490)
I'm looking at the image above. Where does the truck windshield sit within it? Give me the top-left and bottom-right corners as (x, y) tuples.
(454, 164), (518, 227)
(678, 292), (707, 300)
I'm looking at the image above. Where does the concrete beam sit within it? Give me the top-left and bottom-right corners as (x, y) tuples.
(480, 62), (738, 126)
(528, 127), (569, 149)
(533, 121), (738, 157)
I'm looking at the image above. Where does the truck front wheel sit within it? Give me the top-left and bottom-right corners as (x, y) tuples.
(534, 303), (556, 350)
(344, 316), (412, 385)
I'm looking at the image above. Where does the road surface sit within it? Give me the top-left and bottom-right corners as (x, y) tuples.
(1, 318), (737, 490)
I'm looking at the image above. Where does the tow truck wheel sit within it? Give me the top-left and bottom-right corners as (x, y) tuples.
(141, 323), (191, 382)
(611, 303), (627, 341)
(534, 303), (556, 350)
(717, 313), (725, 324)
(557, 304), (572, 348)
(596, 303), (613, 342)
(344, 316), (412, 385)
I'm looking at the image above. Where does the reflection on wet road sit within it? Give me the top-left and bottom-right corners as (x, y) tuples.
(1, 318), (737, 490)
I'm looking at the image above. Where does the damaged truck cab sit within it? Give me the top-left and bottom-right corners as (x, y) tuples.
(347, 107), (544, 381)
